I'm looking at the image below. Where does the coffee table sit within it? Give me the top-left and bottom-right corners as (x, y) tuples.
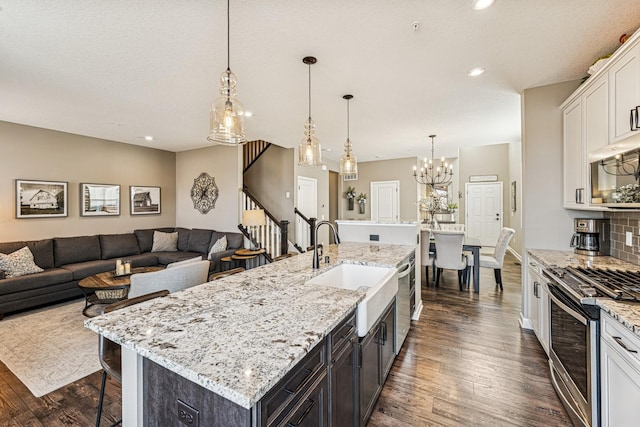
(78, 266), (163, 317)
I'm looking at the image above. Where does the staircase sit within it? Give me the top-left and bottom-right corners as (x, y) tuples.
(239, 187), (289, 262)
(243, 140), (271, 173)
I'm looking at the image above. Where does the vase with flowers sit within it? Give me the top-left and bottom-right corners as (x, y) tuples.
(345, 186), (356, 210)
(357, 193), (367, 214)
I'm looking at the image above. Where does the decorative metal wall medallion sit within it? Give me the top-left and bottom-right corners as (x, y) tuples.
(190, 172), (219, 214)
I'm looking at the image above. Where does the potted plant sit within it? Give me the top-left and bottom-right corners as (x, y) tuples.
(357, 193), (367, 214)
(345, 186), (356, 210)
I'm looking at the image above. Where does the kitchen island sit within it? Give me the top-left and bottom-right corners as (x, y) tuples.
(85, 242), (415, 426)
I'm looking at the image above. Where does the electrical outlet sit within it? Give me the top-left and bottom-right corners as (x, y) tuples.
(177, 400), (199, 426)
(626, 231), (633, 247)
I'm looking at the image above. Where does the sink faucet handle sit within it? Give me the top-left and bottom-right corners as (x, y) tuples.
(324, 255), (330, 264)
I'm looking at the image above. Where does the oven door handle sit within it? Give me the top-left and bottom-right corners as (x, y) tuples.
(548, 287), (587, 326)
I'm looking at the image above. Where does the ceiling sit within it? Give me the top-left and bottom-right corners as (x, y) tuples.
(1, 1), (640, 162)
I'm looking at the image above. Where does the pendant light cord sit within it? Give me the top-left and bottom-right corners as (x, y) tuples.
(347, 98), (350, 140)
(308, 62), (311, 119)
(226, 0), (230, 71)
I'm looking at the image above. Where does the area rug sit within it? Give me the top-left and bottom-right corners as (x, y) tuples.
(0, 299), (101, 397)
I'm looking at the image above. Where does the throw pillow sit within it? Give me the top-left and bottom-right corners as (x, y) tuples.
(0, 246), (44, 278)
(208, 235), (227, 259)
(151, 231), (178, 252)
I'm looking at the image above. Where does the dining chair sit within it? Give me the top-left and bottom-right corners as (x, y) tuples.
(439, 223), (465, 232)
(465, 227), (515, 290)
(96, 290), (169, 427)
(128, 260), (209, 298)
(420, 230), (435, 286)
(431, 230), (468, 290)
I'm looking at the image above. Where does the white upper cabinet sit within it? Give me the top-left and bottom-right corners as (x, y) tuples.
(584, 76), (609, 154)
(609, 43), (640, 143)
(563, 98), (585, 208)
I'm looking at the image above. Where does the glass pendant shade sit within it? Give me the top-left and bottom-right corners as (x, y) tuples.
(339, 94), (358, 176)
(298, 56), (321, 166)
(340, 139), (358, 175)
(207, 0), (247, 146)
(208, 68), (246, 145)
(299, 117), (322, 166)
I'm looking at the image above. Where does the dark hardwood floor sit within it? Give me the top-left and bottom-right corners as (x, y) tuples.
(0, 253), (570, 426)
(368, 253), (572, 427)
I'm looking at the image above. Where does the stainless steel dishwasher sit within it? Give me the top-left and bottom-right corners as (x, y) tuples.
(395, 259), (412, 354)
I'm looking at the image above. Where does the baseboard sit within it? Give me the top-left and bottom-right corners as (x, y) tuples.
(508, 246), (522, 263)
(411, 299), (423, 321)
(519, 312), (533, 330)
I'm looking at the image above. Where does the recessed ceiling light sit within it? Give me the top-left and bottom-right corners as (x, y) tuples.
(376, 155), (383, 159)
(322, 148), (332, 152)
(472, 0), (495, 10)
(468, 67), (485, 77)
(244, 111), (253, 117)
(144, 135), (154, 141)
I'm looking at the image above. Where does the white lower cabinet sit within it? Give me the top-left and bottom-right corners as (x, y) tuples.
(600, 311), (640, 427)
(526, 256), (549, 354)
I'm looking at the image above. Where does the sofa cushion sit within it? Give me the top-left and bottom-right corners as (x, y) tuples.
(54, 235), (101, 267)
(188, 229), (214, 254)
(0, 246), (44, 278)
(100, 234), (141, 260)
(0, 268), (73, 296)
(151, 231), (178, 252)
(225, 232), (244, 250)
(154, 251), (210, 267)
(61, 259), (115, 281)
(174, 227), (192, 252)
(134, 228), (175, 253)
(125, 253), (160, 268)
(0, 239), (54, 269)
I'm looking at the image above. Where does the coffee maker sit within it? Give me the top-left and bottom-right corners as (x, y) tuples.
(570, 218), (610, 256)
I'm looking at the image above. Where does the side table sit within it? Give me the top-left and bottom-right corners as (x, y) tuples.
(233, 248), (266, 270)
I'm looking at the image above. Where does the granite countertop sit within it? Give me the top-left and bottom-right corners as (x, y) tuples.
(85, 242), (414, 409)
(528, 249), (640, 338)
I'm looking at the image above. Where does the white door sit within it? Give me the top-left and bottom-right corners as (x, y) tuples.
(296, 176), (317, 249)
(465, 182), (503, 246)
(371, 181), (399, 221)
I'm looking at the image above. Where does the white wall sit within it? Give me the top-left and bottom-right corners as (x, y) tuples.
(0, 121), (176, 241)
(175, 145), (242, 233)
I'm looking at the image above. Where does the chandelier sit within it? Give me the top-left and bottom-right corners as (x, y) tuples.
(339, 94), (358, 176)
(413, 134), (453, 187)
(298, 56), (322, 166)
(207, 0), (247, 145)
(599, 151), (640, 180)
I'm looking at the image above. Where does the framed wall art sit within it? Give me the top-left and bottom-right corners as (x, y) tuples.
(130, 186), (161, 215)
(511, 181), (517, 213)
(190, 172), (219, 214)
(80, 183), (120, 216)
(16, 179), (68, 218)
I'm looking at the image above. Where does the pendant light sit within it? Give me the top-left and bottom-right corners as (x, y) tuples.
(207, 0), (247, 145)
(339, 94), (358, 176)
(298, 56), (322, 166)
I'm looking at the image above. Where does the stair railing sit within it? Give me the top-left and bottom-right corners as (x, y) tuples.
(240, 187), (288, 261)
(294, 207), (316, 252)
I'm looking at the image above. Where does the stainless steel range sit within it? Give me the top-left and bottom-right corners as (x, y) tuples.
(543, 266), (640, 427)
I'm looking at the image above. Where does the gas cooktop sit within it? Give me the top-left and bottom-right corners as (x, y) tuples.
(545, 266), (640, 304)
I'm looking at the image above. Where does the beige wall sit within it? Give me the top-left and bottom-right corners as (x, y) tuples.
(175, 145), (242, 233)
(521, 80), (602, 252)
(458, 144), (510, 229)
(243, 145), (295, 238)
(508, 140), (523, 256)
(338, 157), (419, 222)
(0, 121), (176, 242)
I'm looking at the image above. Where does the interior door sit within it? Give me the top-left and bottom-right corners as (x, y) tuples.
(465, 182), (503, 246)
(296, 176), (317, 249)
(371, 181), (399, 222)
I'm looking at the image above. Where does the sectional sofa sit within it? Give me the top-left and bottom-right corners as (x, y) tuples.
(0, 227), (244, 319)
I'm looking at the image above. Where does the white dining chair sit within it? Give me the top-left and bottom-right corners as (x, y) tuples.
(465, 227), (515, 290)
(431, 230), (468, 290)
(439, 223), (465, 232)
(420, 230), (435, 286)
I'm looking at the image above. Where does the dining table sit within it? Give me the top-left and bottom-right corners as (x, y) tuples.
(422, 229), (483, 293)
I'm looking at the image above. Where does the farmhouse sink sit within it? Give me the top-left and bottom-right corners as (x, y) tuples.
(306, 264), (398, 337)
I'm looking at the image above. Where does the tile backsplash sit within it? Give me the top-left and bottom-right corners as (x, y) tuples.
(605, 211), (640, 265)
